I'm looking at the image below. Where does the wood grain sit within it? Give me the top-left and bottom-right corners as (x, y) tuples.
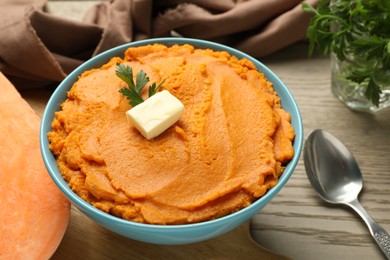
(50, 209), (288, 260)
(250, 43), (390, 260)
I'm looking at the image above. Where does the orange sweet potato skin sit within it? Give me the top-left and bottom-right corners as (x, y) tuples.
(0, 73), (70, 259)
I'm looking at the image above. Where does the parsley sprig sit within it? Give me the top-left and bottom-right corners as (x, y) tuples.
(116, 63), (165, 107)
(302, 0), (390, 106)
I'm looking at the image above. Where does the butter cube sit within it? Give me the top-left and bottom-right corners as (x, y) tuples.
(126, 90), (184, 140)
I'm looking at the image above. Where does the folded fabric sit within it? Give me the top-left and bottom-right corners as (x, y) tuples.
(0, 0), (316, 89)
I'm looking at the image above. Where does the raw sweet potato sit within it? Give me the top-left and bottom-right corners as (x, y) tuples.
(0, 73), (70, 259)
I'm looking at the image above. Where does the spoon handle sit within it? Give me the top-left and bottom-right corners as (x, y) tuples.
(348, 199), (390, 259)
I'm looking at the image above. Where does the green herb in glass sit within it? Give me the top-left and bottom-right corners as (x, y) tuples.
(302, 0), (390, 107)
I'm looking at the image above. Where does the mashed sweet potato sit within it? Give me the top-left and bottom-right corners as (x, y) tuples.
(48, 44), (295, 225)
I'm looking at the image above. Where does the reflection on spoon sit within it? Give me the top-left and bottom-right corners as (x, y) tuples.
(304, 129), (390, 259)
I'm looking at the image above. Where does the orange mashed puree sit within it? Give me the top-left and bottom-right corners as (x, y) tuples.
(48, 44), (295, 225)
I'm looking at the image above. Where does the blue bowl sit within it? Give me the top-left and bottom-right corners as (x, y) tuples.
(40, 38), (303, 245)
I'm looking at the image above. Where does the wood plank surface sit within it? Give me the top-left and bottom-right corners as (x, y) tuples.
(18, 1), (390, 259)
(250, 43), (390, 260)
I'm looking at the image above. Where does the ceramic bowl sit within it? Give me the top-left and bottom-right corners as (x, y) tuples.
(40, 38), (303, 245)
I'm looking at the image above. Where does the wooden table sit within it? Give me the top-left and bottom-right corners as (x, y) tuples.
(250, 44), (390, 260)
(19, 1), (390, 259)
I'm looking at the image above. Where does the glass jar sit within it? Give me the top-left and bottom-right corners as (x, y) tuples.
(328, 0), (390, 113)
(331, 53), (390, 113)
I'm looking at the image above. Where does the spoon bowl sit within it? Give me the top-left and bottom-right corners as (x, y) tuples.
(304, 129), (362, 204)
(304, 129), (390, 259)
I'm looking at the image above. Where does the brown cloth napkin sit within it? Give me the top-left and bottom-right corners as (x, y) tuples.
(0, 0), (316, 89)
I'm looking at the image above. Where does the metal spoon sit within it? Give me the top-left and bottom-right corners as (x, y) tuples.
(304, 129), (390, 259)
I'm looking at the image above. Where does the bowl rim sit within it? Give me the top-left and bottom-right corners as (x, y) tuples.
(40, 37), (303, 230)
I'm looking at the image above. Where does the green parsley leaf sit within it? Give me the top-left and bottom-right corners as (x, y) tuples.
(365, 78), (381, 107)
(116, 63), (165, 107)
(115, 63), (135, 89)
(135, 70), (149, 94)
(148, 79), (166, 97)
